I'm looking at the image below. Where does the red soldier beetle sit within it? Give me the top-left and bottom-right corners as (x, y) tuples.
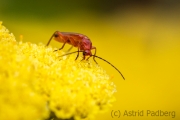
(46, 31), (125, 80)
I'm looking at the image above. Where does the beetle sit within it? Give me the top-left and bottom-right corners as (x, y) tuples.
(46, 31), (125, 80)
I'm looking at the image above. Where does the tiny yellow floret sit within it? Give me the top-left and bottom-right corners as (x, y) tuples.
(0, 21), (116, 120)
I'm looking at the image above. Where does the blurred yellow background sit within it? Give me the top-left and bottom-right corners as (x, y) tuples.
(1, 0), (180, 120)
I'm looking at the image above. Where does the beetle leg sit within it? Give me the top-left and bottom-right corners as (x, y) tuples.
(75, 47), (80, 60)
(46, 31), (58, 46)
(93, 47), (98, 64)
(67, 45), (73, 52)
(54, 42), (67, 52)
(87, 46), (98, 64)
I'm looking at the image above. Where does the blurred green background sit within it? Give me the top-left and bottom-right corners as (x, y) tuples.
(1, 0), (180, 120)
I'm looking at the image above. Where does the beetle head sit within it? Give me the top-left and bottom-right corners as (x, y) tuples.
(83, 50), (92, 56)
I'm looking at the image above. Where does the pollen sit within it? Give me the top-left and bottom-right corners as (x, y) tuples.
(0, 21), (116, 120)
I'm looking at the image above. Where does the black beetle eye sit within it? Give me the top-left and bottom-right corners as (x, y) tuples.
(83, 51), (86, 56)
(54, 33), (59, 37)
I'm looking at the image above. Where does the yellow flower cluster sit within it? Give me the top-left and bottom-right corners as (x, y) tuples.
(0, 21), (116, 120)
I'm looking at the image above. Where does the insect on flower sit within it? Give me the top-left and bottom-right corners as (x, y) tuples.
(46, 31), (125, 80)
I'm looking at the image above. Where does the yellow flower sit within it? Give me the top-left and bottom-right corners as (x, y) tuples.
(0, 21), (116, 120)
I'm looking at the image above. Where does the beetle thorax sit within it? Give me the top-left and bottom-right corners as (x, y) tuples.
(80, 38), (92, 50)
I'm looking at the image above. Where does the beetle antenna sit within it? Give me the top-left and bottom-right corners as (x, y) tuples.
(58, 51), (125, 80)
(91, 55), (125, 80)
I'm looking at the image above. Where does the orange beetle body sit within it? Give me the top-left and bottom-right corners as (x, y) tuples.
(47, 31), (96, 57)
